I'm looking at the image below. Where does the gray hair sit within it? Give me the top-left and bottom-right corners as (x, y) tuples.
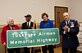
(63, 12), (69, 17)
(7, 17), (14, 24)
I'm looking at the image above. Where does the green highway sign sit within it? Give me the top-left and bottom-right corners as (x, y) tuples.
(7, 28), (60, 48)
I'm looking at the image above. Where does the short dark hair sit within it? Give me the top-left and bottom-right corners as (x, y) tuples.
(24, 14), (32, 18)
(41, 13), (48, 19)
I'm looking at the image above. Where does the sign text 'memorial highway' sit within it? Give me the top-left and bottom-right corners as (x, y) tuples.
(7, 28), (60, 48)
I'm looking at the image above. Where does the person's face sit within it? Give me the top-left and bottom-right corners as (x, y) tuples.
(63, 13), (70, 21)
(43, 15), (48, 21)
(25, 17), (31, 22)
(8, 19), (14, 26)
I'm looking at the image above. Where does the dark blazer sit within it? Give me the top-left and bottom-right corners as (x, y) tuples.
(22, 22), (33, 29)
(60, 19), (79, 48)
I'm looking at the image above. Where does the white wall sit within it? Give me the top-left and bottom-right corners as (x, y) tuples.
(54, 0), (69, 7)
(0, 0), (69, 24)
(69, 0), (82, 22)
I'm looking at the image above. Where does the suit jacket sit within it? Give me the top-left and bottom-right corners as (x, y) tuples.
(1, 25), (19, 44)
(60, 19), (79, 48)
(22, 22), (34, 29)
(40, 19), (54, 28)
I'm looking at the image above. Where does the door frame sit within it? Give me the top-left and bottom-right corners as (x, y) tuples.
(54, 6), (68, 27)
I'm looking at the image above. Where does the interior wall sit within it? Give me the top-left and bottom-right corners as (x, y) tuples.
(54, 0), (69, 7)
(69, 0), (82, 22)
(0, 0), (69, 24)
(0, 0), (54, 24)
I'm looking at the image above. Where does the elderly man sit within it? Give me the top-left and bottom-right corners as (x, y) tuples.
(22, 14), (35, 53)
(60, 12), (79, 53)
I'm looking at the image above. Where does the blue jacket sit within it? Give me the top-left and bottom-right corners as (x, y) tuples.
(40, 19), (54, 28)
(60, 19), (79, 48)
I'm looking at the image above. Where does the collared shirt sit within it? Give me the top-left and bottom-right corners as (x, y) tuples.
(63, 20), (70, 34)
(65, 20), (70, 26)
(27, 21), (31, 27)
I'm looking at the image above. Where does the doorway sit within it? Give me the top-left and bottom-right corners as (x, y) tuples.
(54, 6), (68, 47)
(55, 6), (68, 28)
